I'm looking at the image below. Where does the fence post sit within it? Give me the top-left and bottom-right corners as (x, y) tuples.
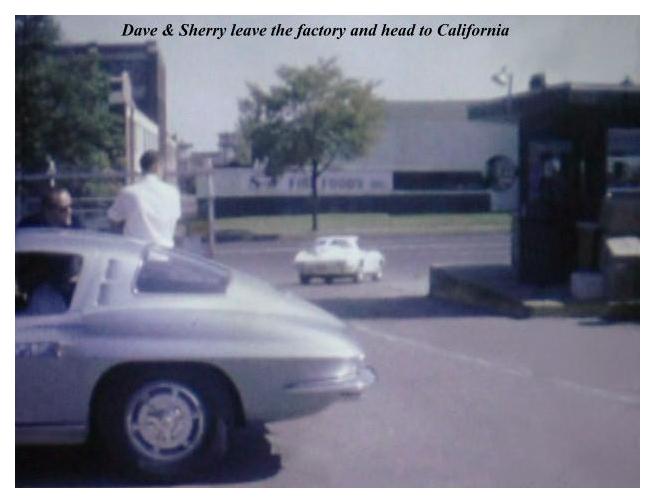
(46, 156), (56, 188)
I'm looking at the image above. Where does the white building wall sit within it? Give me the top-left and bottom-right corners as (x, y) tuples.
(339, 100), (518, 172)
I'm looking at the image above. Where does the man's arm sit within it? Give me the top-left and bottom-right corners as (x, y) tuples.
(107, 191), (128, 234)
(107, 194), (124, 221)
(174, 190), (182, 220)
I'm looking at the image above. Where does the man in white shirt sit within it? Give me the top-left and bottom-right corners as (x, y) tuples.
(108, 150), (181, 248)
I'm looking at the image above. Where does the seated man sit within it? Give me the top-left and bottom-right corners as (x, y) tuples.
(18, 187), (83, 229)
(23, 281), (68, 315)
(18, 254), (81, 316)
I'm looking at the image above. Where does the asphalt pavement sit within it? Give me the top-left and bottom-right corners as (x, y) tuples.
(15, 231), (640, 487)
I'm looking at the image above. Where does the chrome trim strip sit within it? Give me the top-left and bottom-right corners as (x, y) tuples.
(285, 366), (376, 396)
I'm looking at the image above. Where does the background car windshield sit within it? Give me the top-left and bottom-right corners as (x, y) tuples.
(330, 239), (352, 248)
(136, 248), (230, 294)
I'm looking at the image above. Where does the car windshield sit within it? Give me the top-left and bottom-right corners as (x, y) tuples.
(136, 247), (231, 294)
(330, 239), (352, 248)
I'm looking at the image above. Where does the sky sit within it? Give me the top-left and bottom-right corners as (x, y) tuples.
(55, 15), (639, 151)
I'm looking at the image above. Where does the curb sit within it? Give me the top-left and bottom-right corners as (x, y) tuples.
(605, 301), (640, 321)
(429, 266), (530, 318)
(192, 226), (511, 242)
(524, 299), (608, 318)
(428, 265), (619, 319)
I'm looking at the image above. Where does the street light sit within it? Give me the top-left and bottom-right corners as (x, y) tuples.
(491, 66), (513, 94)
(491, 66), (513, 114)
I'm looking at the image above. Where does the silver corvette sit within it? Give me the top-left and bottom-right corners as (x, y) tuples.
(15, 229), (375, 480)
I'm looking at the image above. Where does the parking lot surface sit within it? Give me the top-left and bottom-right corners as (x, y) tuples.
(16, 232), (639, 487)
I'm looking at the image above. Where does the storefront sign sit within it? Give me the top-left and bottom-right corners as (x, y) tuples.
(196, 169), (393, 197)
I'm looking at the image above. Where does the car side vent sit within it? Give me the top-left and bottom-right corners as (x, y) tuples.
(97, 283), (113, 306)
(105, 259), (121, 280)
(98, 259), (122, 306)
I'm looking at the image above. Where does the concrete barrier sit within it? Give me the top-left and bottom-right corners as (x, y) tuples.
(429, 266), (530, 318)
(428, 264), (617, 319)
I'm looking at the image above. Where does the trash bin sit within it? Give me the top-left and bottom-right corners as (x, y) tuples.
(601, 236), (639, 301)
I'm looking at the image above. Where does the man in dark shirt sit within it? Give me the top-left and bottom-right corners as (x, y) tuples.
(18, 187), (83, 229)
(16, 188), (84, 315)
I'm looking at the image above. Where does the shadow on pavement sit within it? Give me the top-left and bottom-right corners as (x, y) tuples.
(314, 295), (496, 320)
(15, 422), (281, 488)
(206, 422), (281, 485)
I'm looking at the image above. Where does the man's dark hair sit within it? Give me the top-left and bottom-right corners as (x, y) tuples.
(42, 187), (70, 209)
(140, 150), (160, 173)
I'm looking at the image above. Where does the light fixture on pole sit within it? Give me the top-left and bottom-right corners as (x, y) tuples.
(491, 66), (513, 94)
(491, 66), (514, 113)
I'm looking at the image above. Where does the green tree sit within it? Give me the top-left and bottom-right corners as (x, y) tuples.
(239, 58), (384, 231)
(15, 15), (122, 175)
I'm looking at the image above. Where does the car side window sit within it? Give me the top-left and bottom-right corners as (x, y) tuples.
(136, 248), (230, 294)
(16, 252), (83, 316)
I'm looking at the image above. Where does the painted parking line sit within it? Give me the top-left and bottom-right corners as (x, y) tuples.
(353, 322), (639, 406)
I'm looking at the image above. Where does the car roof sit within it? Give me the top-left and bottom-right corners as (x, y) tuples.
(16, 228), (148, 257)
(316, 235), (358, 242)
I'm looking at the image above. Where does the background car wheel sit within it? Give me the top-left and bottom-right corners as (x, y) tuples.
(300, 274), (310, 285)
(93, 367), (233, 482)
(354, 266), (364, 283)
(373, 259), (385, 281)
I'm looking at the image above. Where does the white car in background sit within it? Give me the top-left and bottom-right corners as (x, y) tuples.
(294, 236), (385, 284)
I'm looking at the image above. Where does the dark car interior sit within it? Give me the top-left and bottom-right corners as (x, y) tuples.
(16, 252), (83, 316)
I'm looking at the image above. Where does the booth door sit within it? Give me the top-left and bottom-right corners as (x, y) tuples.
(518, 140), (574, 284)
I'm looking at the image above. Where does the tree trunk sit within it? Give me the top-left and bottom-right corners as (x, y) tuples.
(311, 160), (319, 231)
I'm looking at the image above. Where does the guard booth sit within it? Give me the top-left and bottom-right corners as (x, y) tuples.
(469, 81), (639, 284)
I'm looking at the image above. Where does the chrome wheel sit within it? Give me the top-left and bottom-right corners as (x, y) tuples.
(125, 381), (205, 462)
